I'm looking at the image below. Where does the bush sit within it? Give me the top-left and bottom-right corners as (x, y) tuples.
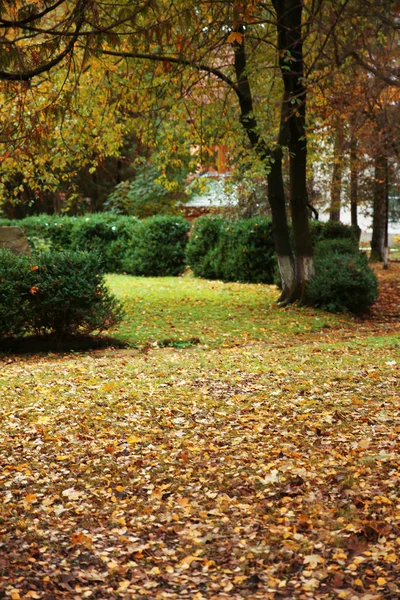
(314, 237), (359, 257)
(18, 214), (77, 251)
(186, 215), (225, 279)
(0, 250), (33, 338)
(216, 217), (276, 284)
(123, 215), (190, 276)
(310, 221), (358, 245)
(306, 251), (378, 313)
(70, 214), (139, 272)
(0, 250), (124, 339)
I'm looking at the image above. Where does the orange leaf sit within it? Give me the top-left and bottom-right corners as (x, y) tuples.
(227, 31), (243, 45)
(25, 494), (37, 504)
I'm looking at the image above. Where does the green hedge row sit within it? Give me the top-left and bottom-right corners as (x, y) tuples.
(1, 213), (377, 313)
(185, 216), (361, 284)
(0, 250), (124, 340)
(186, 216), (377, 313)
(0, 214), (190, 276)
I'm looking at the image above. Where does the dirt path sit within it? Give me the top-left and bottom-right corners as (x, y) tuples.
(369, 261), (400, 324)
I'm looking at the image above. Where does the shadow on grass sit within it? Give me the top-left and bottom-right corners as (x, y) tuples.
(0, 333), (128, 355)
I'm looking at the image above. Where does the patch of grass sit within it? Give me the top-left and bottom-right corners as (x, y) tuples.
(106, 274), (349, 348)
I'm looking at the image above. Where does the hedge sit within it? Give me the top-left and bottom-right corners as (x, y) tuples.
(122, 215), (190, 276)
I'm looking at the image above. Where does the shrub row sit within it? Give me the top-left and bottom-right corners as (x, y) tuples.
(186, 216), (377, 313)
(185, 216), (361, 284)
(2, 213), (377, 313)
(0, 250), (124, 340)
(1, 214), (190, 276)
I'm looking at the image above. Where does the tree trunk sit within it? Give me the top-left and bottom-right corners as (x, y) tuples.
(349, 129), (361, 240)
(268, 146), (295, 297)
(274, 0), (314, 301)
(231, 19), (295, 298)
(370, 151), (388, 262)
(329, 122), (343, 222)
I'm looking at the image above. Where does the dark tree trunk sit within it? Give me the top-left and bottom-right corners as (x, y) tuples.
(370, 152), (388, 262)
(231, 19), (295, 297)
(349, 130), (361, 240)
(268, 146), (295, 297)
(274, 0), (314, 300)
(329, 122), (343, 222)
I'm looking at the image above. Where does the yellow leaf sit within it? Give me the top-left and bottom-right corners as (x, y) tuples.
(127, 435), (140, 444)
(377, 577), (386, 586)
(385, 553), (397, 562)
(36, 416), (50, 424)
(11, 592), (20, 600)
(179, 555), (197, 569)
(354, 579), (363, 587)
(227, 31), (243, 45)
(117, 580), (131, 592)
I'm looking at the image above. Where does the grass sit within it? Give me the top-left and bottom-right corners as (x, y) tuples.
(0, 274), (399, 599)
(107, 274), (350, 349)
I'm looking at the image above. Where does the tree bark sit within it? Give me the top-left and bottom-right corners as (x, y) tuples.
(268, 146), (295, 297)
(231, 20), (295, 298)
(349, 129), (361, 240)
(370, 151), (388, 262)
(329, 121), (343, 222)
(274, 0), (314, 301)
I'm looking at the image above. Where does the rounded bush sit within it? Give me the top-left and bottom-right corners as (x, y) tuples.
(0, 250), (124, 339)
(20, 215), (77, 251)
(122, 215), (190, 276)
(186, 215), (224, 279)
(216, 217), (276, 284)
(70, 214), (139, 272)
(306, 252), (378, 313)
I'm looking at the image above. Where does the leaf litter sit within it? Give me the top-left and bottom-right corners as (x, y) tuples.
(0, 268), (399, 599)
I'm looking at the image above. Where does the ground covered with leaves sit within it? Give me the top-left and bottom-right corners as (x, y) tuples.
(0, 265), (399, 600)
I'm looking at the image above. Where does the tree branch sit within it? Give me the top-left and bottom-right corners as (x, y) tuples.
(0, 0), (88, 81)
(98, 49), (241, 98)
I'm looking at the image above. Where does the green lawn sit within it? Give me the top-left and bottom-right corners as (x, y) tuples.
(107, 274), (351, 349)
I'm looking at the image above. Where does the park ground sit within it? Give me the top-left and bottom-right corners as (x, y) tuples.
(0, 264), (399, 600)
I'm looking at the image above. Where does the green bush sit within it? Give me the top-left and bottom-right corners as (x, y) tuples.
(70, 214), (139, 272)
(186, 215), (224, 279)
(216, 217), (276, 284)
(123, 215), (190, 276)
(314, 237), (359, 257)
(18, 214), (77, 251)
(0, 250), (33, 338)
(306, 252), (378, 313)
(310, 221), (358, 245)
(0, 250), (124, 339)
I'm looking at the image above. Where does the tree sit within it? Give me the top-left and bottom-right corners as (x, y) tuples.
(1, 0), (397, 294)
